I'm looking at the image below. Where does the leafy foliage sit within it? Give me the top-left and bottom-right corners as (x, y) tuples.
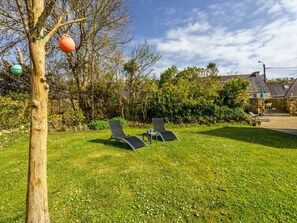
(111, 117), (128, 127)
(88, 120), (109, 130)
(49, 109), (86, 130)
(159, 65), (179, 87)
(219, 77), (250, 109)
(62, 109), (86, 126)
(88, 117), (128, 130)
(123, 41), (161, 120)
(150, 67), (249, 124)
(48, 114), (63, 129)
(0, 96), (29, 130)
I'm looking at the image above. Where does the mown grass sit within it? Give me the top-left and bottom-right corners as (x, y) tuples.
(0, 124), (296, 222)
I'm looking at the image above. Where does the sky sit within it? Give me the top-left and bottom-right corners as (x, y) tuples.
(127, 0), (297, 79)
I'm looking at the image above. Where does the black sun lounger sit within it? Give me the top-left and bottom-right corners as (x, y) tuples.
(105, 120), (147, 151)
(152, 118), (179, 142)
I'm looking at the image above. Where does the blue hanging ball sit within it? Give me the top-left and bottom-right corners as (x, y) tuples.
(11, 64), (23, 76)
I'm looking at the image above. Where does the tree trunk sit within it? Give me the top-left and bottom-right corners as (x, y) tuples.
(78, 87), (89, 116)
(26, 1), (50, 222)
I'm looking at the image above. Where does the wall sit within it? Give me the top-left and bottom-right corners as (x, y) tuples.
(249, 98), (264, 114)
(287, 98), (297, 115)
(265, 98), (286, 110)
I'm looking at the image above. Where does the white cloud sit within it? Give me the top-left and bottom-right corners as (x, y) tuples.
(150, 0), (297, 79)
(159, 7), (177, 16)
(281, 0), (297, 14)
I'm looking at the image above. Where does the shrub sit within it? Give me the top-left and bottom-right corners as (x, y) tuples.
(63, 109), (86, 126)
(7, 92), (30, 100)
(111, 117), (127, 127)
(88, 120), (109, 130)
(218, 77), (250, 109)
(48, 113), (63, 129)
(60, 124), (69, 132)
(0, 96), (27, 130)
(151, 99), (249, 124)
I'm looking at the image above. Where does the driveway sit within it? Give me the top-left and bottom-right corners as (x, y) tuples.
(260, 116), (297, 136)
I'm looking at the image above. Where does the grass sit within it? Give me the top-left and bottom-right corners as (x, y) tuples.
(0, 124), (297, 222)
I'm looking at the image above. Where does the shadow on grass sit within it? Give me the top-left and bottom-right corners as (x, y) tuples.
(88, 138), (134, 151)
(199, 127), (297, 149)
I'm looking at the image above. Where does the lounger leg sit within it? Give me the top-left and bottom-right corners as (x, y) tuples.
(104, 135), (113, 144)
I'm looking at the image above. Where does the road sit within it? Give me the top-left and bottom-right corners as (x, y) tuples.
(260, 116), (297, 136)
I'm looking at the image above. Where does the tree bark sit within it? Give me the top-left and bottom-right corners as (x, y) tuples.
(26, 1), (50, 222)
(12, 1), (86, 222)
(26, 39), (50, 223)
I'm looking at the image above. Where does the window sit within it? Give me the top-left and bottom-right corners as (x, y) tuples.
(283, 85), (290, 89)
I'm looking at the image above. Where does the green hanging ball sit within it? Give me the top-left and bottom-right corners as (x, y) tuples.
(11, 64), (23, 76)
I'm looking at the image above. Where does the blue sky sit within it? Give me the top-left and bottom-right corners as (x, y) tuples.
(127, 0), (297, 79)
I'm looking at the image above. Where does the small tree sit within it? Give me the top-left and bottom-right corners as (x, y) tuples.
(219, 77), (250, 109)
(123, 41), (161, 120)
(0, 1), (86, 222)
(206, 62), (219, 76)
(159, 65), (178, 87)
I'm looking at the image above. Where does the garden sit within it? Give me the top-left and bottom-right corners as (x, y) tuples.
(1, 1), (297, 222)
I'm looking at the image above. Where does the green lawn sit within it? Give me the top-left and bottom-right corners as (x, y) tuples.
(1, 124), (297, 222)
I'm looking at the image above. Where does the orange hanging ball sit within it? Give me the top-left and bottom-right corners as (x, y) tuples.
(58, 34), (75, 53)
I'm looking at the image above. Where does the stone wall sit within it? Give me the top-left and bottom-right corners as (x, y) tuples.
(264, 98), (297, 115)
(249, 98), (264, 114)
(267, 98), (287, 110)
(287, 98), (297, 115)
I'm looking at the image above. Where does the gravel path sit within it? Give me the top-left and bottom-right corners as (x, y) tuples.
(260, 116), (297, 136)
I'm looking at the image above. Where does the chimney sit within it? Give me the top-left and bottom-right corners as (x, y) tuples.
(250, 71), (260, 77)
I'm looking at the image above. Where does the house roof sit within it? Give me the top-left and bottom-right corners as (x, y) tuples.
(267, 83), (291, 97)
(220, 72), (271, 93)
(285, 79), (297, 98)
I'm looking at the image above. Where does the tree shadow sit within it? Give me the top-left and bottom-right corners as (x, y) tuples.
(88, 138), (133, 151)
(199, 127), (297, 149)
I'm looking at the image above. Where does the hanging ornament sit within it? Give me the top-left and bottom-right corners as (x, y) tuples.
(58, 34), (75, 53)
(11, 64), (23, 76)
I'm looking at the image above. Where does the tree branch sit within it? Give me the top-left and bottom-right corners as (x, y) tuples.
(17, 47), (24, 65)
(0, 36), (27, 56)
(59, 18), (87, 29)
(24, 0), (33, 28)
(16, 0), (30, 34)
(31, 0), (57, 35)
(43, 17), (87, 43)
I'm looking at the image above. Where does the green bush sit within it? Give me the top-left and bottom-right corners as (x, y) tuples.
(151, 99), (249, 124)
(88, 120), (109, 130)
(111, 117), (127, 127)
(48, 113), (63, 129)
(0, 96), (27, 130)
(63, 109), (86, 126)
(7, 92), (30, 100)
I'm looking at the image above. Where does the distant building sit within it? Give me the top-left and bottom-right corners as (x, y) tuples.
(267, 83), (291, 98)
(221, 72), (297, 99)
(267, 79), (297, 98)
(220, 71), (272, 99)
(284, 79), (297, 98)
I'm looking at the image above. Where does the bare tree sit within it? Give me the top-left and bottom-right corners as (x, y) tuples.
(0, 1), (86, 222)
(51, 0), (131, 120)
